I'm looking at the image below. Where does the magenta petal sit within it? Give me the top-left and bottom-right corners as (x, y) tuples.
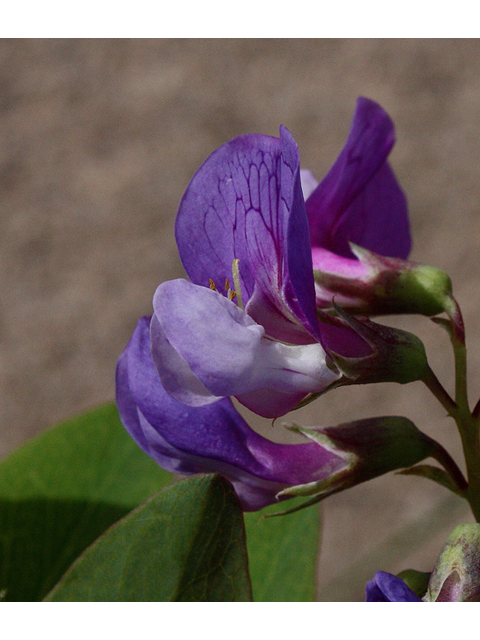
(236, 387), (307, 419)
(307, 97), (410, 260)
(116, 316), (347, 510)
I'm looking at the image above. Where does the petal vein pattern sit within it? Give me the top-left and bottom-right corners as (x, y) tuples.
(175, 127), (320, 345)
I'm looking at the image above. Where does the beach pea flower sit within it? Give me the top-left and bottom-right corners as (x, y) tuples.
(116, 316), (433, 511)
(153, 124), (374, 418)
(305, 97), (410, 266)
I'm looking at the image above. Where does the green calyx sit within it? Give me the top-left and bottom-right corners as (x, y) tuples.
(393, 264), (453, 317)
(314, 245), (453, 317)
(328, 304), (429, 385)
(277, 416), (433, 501)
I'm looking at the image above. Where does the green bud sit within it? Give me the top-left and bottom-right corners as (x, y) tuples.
(425, 523), (480, 602)
(278, 416), (434, 500)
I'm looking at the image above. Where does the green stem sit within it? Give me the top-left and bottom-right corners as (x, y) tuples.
(445, 297), (480, 522)
(422, 365), (457, 418)
(427, 437), (468, 495)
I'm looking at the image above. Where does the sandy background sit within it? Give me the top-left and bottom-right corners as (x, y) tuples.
(1, 39), (480, 600)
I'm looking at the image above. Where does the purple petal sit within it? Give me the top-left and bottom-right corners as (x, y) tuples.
(116, 316), (347, 510)
(175, 127), (320, 344)
(151, 278), (339, 417)
(365, 571), (422, 602)
(307, 97), (410, 260)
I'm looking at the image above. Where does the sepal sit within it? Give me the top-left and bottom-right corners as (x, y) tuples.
(397, 569), (431, 599)
(424, 523), (480, 602)
(278, 416), (434, 500)
(327, 304), (429, 385)
(314, 244), (453, 317)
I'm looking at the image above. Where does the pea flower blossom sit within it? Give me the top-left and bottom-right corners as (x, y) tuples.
(304, 97), (410, 299)
(116, 97), (420, 511)
(151, 98), (411, 419)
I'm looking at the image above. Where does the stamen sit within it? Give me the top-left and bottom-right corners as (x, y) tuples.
(225, 278), (231, 291)
(209, 279), (217, 291)
(232, 259), (244, 310)
(228, 290), (236, 301)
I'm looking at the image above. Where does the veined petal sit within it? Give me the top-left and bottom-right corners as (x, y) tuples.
(151, 278), (339, 416)
(116, 316), (348, 510)
(307, 97), (410, 260)
(175, 127), (320, 344)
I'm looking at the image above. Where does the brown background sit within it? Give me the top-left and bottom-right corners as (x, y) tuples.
(1, 39), (479, 600)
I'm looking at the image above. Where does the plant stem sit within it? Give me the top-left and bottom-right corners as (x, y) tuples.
(428, 438), (468, 495)
(422, 365), (457, 418)
(446, 298), (480, 521)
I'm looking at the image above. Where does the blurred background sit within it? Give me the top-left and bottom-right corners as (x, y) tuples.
(1, 38), (480, 600)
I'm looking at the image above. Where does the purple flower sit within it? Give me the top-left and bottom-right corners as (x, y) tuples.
(116, 317), (433, 511)
(152, 122), (373, 419)
(116, 316), (351, 511)
(365, 572), (422, 602)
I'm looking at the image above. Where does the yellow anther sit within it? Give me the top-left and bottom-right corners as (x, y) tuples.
(209, 279), (217, 291)
(225, 278), (231, 291)
(228, 290), (237, 301)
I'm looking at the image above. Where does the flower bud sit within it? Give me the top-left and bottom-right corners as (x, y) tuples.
(424, 523), (480, 602)
(278, 416), (434, 500)
(314, 244), (453, 317)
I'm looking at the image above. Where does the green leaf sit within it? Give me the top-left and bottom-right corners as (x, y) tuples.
(0, 403), (174, 601)
(45, 474), (252, 601)
(244, 498), (321, 601)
